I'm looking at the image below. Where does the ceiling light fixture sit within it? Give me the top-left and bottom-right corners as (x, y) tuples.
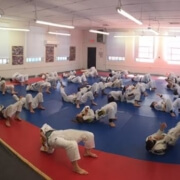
(117, 8), (142, 25)
(48, 32), (71, 36)
(146, 27), (159, 35)
(114, 35), (139, 38)
(89, 29), (109, 35)
(0, 27), (30, 32)
(36, 20), (75, 29)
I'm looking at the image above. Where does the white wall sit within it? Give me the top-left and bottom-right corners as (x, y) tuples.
(0, 27), (83, 78)
(82, 30), (180, 76)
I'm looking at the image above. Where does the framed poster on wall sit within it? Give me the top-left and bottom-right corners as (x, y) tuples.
(45, 45), (54, 62)
(12, 46), (23, 65)
(69, 46), (76, 61)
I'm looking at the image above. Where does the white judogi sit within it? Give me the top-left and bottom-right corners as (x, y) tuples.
(81, 73), (87, 83)
(95, 102), (117, 120)
(112, 79), (123, 88)
(125, 85), (141, 103)
(79, 106), (95, 122)
(67, 75), (82, 84)
(60, 87), (77, 104)
(2, 101), (23, 118)
(85, 67), (98, 77)
(0, 80), (14, 93)
(91, 82), (105, 95)
(40, 124), (95, 161)
(133, 74), (151, 83)
(154, 97), (173, 113)
(12, 72), (28, 83)
(167, 72), (176, 83)
(146, 122), (180, 155)
(26, 81), (51, 91)
(108, 91), (125, 102)
(13, 92), (43, 110)
(62, 70), (76, 78)
(76, 91), (94, 104)
(173, 98), (180, 111)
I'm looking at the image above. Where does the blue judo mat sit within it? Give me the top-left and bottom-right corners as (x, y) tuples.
(1, 76), (180, 164)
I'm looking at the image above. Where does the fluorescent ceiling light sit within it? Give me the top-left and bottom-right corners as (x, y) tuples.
(144, 28), (159, 35)
(36, 20), (74, 29)
(89, 29), (109, 35)
(48, 32), (71, 36)
(117, 8), (142, 25)
(0, 27), (30, 32)
(114, 35), (139, 38)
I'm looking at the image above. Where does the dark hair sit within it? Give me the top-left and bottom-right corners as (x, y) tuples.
(75, 116), (84, 123)
(109, 73), (113, 77)
(166, 84), (171, 89)
(173, 90), (178, 95)
(9, 78), (13, 82)
(146, 140), (156, 151)
(150, 102), (156, 108)
(0, 77), (5, 81)
(108, 96), (115, 103)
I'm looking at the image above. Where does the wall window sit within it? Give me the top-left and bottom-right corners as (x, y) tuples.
(26, 57), (42, 62)
(135, 36), (156, 63)
(164, 37), (180, 64)
(106, 32), (125, 61)
(108, 56), (125, 61)
(56, 57), (68, 61)
(0, 58), (9, 64)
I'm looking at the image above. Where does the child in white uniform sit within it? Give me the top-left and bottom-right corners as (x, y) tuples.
(60, 86), (77, 104)
(13, 92), (45, 113)
(11, 72), (29, 86)
(40, 123), (97, 175)
(75, 106), (95, 123)
(26, 81), (51, 94)
(0, 101), (23, 127)
(0, 78), (17, 95)
(150, 94), (175, 116)
(146, 122), (180, 155)
(95, 102), (117, 127)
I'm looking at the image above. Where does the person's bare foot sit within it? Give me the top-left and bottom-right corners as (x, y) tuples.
(39, 106), (45, 110)
(15, 118), (22, 121)
(46, 91), (51, 94)
(30, 109), (35, 113)
(12, 91), (18, 95)
(91, 102), (97, 106)
(5, 120), (11, 127)
(84, 152), (98, 158)
(109, 122), (116, 127)
(134, 103), (141, 107)
(73, 167), (88, 175)
(76, 105), (80, 108)
(171, 112), (176, 117)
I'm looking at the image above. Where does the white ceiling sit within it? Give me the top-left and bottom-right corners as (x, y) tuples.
(0, 0), (180, 32)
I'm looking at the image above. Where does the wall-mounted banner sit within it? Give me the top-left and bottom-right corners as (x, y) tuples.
(12, 46), (23, 65)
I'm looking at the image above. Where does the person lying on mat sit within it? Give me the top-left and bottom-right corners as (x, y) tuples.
(150, 94), (175, 117)
(26, 80), (51, 94)
(60, 84), (97, 108)
(0, 101), (23, 127)
(40, 123), (97, 175)
(10, 72), (29, 86)
(13, 92), (45, 113)
(81, 66), (98, 78)
(145, 122), (180, 155)
(40, 71), (62, 89)
(74, 102), (117, 127)
(0, 77), (17, 95)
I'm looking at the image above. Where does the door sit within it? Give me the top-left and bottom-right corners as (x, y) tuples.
(87, 47), (96, 68)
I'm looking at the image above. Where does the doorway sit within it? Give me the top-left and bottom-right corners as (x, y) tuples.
(87, 47), (96, 68)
